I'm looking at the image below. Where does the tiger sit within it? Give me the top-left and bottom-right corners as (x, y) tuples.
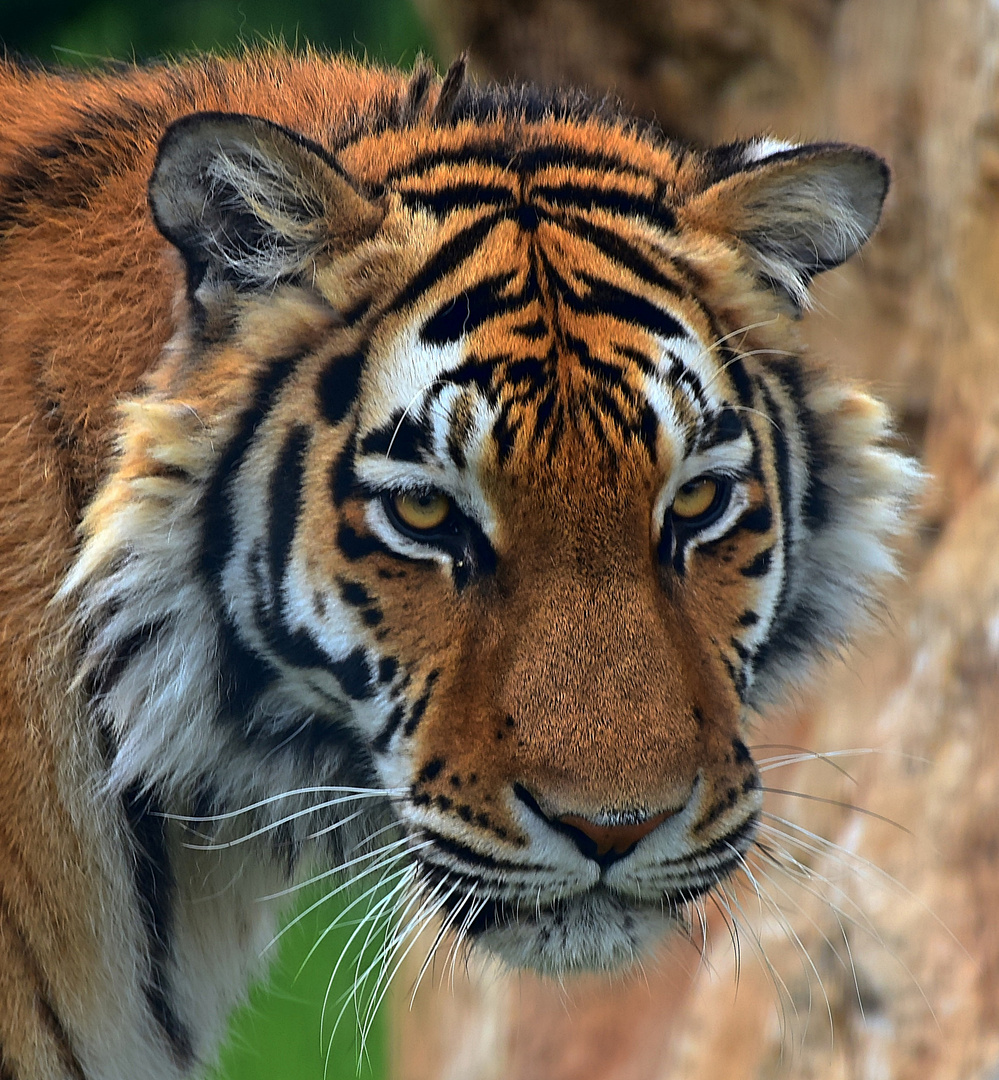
(0, 47), (920, 1080)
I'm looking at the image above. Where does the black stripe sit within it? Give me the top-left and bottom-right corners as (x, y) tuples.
(327, 647), (375, 701)
(403, 670), (440, 736)
(610, 340), (663, 380)
(337, 521), (400, 562)
(338, 579), (372, 608)
(758, 379), (793, 576)
(329, 440), (358, 506)
(735, 503), (773, 534)
(699, 407), (745, 449)
(569, 216), (685, 296)
(267, 425), (311, 611)
(247, 546), (376, 700)
(420, 832), (540, 872)
(199, 354), (301, 583)
(121, 784), (194, 1066)
(573, 272), (686, 340)
(316, 351), (365, 426)
(85, 618), (170, 700)
(513, 317), (548, 340)
(398, 182), (515, 216)
(768, 360), (831, 527)
(531, 181), (676, 232)
(0, 97), (152, 232)
(740, 548), (773, 577)
(386, 212), (505, 317)
(420, 272), (517, 345)
(0, 1048), (16, 1080)
(519, 142), (654, 179)
(358, 412), (432, 462)
(34, 997), (88, 1080)
(717, 344), (754, 406)
(216, 611), (278, 726)
(0, 894), (89, 1080)
(384, 144), (518, 182)
(384, 142), (650, 185)
(730, 637), (750, 661)
(372, 704), (407, 753)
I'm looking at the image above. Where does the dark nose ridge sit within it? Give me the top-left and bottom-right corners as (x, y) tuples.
(514, 784), (676, 868)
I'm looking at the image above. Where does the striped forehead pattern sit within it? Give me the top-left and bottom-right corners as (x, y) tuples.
(350, 130), (748, 487)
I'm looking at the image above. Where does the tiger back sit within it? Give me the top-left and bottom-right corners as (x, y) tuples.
(0, 51), (918, 1080)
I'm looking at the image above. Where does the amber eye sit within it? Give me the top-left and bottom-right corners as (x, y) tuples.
(389, 489), (453, 533)
(671, 476), (724, 523)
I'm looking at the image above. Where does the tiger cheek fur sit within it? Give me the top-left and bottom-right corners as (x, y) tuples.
(0, 52), (923, 1079)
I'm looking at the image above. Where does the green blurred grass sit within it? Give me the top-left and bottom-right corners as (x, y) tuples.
(1, 4), (435, 1078)
(1, 0), (434, 67)
(210, 884), (392, 1080)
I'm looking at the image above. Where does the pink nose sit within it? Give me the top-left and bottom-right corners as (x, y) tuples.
(557, 811), (673, 858)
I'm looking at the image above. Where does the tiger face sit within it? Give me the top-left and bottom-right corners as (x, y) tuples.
(69, 86), (917, 976)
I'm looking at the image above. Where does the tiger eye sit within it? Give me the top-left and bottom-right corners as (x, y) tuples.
(392, 490), (452, 532)
(671, 477), (719, 521)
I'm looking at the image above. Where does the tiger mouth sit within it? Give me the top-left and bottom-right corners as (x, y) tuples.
(412, 814), (758, 968)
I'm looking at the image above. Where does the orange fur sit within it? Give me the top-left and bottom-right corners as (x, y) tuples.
(0, 50), (916, 1078)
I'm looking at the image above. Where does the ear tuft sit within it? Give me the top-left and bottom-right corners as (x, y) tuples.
(687, 143), (890, 313)
(149, 112), (384, 295)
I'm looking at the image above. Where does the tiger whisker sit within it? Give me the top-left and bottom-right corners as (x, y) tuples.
(346, 877), (459, 1061)
(728, 873), (830, 1052)
(432, 887), (480, 1002)
(385, 379), (442, 459)
(447, 895), (487, 995)
(161, 785), (401, 823)
(740, 850), (851, 1022)
(362, 870), (453, 1010)
(725, 403), (786, 433)
(293, 864), (415, 981)
(318, 864), (418, 1018)
(708, 889), (742, 986)
(262, 842), (421, 956)
(753, 745), (874, 782)
(338, 874), (426, 1044)
(749, 827), (942, 1030)
(760, 786), (912, 834)
(751, 828), (885, 941)
(711, 315), (783, 350)
(258, 833), (424, 902)
(351, 875), (412, 1041)
(183, 802), (376, 851)
(713, 882), (797, 1047)
(320, 872), (418, 1068)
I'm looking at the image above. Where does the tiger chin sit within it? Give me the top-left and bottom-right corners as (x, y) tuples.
(0, 48), (920, 1080)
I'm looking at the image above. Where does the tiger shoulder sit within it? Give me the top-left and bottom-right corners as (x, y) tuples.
(0, 50), (919, 1080)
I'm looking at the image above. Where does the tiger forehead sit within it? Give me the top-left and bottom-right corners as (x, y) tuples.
(352, 207), (720, 479)
(341, 114), (704, 198)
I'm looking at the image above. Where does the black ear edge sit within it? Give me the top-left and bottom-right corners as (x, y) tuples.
(148, 111), (385, 298)
(706, 138), (890, 191)
(148, 111), (361, 244)
(693, 141), (891, 313)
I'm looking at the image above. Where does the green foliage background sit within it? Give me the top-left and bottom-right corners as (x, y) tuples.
(1, 3), (436, 1079)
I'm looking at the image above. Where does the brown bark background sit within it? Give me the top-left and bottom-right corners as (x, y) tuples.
(392, 2), (999, 1077)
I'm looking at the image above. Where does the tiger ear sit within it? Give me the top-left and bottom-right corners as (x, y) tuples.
(684, 143), (889, 313)
(149, 112), (384, 296)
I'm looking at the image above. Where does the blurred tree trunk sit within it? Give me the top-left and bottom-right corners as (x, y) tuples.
(393, 1), (999, 1077)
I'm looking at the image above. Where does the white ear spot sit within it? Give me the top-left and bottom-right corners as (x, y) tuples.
(687, 143), (890, 313)
(741, 138), (798, 164)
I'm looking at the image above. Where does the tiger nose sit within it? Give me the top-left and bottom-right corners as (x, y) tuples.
(514, 784), (676, 866)
(556, 811), (674, 866)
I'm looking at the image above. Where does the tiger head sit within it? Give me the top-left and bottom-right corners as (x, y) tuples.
(68, 76), (918, 974)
